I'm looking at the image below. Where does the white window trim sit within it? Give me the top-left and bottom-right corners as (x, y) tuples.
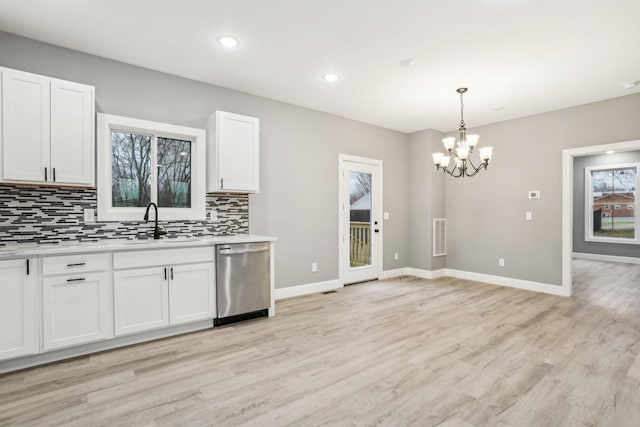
(97, 113), (206, 222)
(584, 162), (639, 245)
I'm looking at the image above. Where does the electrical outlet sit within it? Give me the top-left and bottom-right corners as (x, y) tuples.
(208, 209), (218, 222)
(311, 262), (318, 272)
(394, 252), (399, 261)
(384, 212), (390, 220)
(499, 258), (505, 267)
(83, 208), (95, 223)
(526, 211), (533, 221)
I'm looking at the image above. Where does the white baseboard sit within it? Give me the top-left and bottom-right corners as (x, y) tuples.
(573, 252), (640, 265)
(379, 267), (447, 280)
(275, 267), (567, 301)
(379, 268), (409, 279)
(274, 279), (342, 300)
(405, 267), (447, 280)
(445, 269), (568, 297)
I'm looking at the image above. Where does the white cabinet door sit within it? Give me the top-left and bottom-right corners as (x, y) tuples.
(114, 267), (169, 336)
(169, 262), (215, 325)
(0, 259), (36, 361)
(42, 271), (113, 350)
(210, 111), (259, 193)
(50, 79), (95, 186)
(1, 69), (51, 183)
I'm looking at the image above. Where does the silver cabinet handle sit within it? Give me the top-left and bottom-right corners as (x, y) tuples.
(67, 262), (86, 267)
(220, 177), (224, 189)
(219, 247), (269, 255)
(67, 278), (86, 283)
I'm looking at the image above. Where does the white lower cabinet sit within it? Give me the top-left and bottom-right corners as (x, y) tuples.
(113, 267), (169, 336)
(41, 254), (113, 351)
(112, 247), (216, 336)
(169, 263), (216, 325)
(0, 259), (36, 361)
(42, 271), (112, 350)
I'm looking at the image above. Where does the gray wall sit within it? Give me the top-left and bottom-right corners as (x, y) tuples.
(573, 151), (640, 258)
(407, 129), (446, 271)
(3, 31), (640, 290)
(0, 31), (410, 289)
(445, 93), (640, 286)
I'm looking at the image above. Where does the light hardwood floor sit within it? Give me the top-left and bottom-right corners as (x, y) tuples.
(1, 260), (639, 426)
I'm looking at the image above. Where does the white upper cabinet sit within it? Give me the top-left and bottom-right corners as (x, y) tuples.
(1, 67), (95, 187)
(1, 70), (51, 183)
(50, 79), (94, 185)
(208, 110), (259, 193)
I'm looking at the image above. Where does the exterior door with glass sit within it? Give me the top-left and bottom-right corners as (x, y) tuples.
(339, 155), (383, 285)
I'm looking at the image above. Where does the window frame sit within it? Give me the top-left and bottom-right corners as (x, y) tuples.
(584, 163), (639, 245)
(97, 113), (206, 221)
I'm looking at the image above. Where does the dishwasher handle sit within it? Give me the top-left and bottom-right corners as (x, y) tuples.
(218, 246), (270, 255)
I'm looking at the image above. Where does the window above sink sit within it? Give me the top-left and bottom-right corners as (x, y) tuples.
(96, 114), (206, 222)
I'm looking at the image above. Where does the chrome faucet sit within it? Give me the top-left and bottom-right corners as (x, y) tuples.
(143, 202), (166, 240)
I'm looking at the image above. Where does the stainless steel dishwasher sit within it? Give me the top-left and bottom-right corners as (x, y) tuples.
(215, 242), (271, 325)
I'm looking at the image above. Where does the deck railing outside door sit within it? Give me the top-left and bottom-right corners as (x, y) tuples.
(350, 221), (371, 267)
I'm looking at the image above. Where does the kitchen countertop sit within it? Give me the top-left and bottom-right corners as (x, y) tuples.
(0, 234), (276, 260)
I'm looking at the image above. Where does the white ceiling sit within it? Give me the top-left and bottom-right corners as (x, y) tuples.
(0, 0), (638, 133)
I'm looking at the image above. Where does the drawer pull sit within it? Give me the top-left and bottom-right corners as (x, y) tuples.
(67, 278), (86, 283)
(67, 262), (86, 267)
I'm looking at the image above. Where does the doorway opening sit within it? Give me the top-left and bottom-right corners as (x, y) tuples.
(562, 139), (640, 296)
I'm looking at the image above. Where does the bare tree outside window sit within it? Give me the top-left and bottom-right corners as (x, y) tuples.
(111, 131), (152, 207)
(349, 172), (371, 204)
(157, 137), (192, 208)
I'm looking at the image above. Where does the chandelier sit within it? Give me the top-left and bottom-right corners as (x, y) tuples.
(432, 88), (493, 177)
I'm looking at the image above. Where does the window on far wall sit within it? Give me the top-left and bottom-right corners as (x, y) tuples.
(585, 164), (639, 244)
(97, 114), (206, 221)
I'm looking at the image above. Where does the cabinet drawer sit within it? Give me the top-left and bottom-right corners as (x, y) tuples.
(42, 253), (110, 276)
(113, 247), (214, 270)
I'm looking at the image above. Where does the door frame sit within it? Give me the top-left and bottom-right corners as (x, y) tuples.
(338, 154), (384, 286)
(562, 139), (640, 296)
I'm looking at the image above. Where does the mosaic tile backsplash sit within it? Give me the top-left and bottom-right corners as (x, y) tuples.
(0, 184), (249, 245)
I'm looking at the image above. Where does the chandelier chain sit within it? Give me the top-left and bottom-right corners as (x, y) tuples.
(459, 90), (465, 129)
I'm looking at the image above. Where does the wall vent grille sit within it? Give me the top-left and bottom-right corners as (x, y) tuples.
(433, 218), (447, 257)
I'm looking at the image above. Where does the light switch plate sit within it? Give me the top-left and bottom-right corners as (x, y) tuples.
(383, 212), (390, 220)
(526, 211), (533, 221)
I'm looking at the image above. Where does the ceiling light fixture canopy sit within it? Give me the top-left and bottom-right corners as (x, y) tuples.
(432, 88), (493, 178)
(323, 73), (340, 82)
(217, 35), (239, 48)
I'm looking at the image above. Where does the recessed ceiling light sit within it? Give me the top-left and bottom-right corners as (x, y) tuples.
(217, 36), (239, 48)
(606, 150), (615, 154)
(323, 73), (340, 82)
(623, 80), (639, 90)
(398, 58), (419, 67)
(492, 106), (506, 111)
